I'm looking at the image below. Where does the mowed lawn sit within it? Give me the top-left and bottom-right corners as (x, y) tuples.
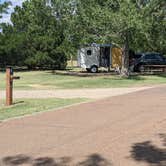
(0, 71), (166, 90)
(0, 98), (88, 121)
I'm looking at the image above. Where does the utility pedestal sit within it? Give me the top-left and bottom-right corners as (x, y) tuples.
(6, 67), (20, 106)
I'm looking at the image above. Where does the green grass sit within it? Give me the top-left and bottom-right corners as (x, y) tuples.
(0, 70), (166, 90)
(0, 98), (88, 121)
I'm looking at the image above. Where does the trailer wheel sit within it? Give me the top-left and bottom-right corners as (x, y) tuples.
(90, 66), (98, 73)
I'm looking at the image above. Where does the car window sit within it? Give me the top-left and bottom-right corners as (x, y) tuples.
(145, 54), (156, 60)
(155, 55), (163, 61)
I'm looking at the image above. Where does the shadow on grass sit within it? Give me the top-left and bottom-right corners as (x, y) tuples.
(1, 153), (112, 166)
(128, 75), (145, 80)
(129, 73), (166, 80)
(156, 74), (166, 78)
(13, 101), (25, 105)
(131, 134), (166, 166)
(103, 75), (145, 81)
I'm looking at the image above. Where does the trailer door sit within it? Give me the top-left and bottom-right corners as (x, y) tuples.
(112, 47), (122, 68)
(100, 47), (111, 67)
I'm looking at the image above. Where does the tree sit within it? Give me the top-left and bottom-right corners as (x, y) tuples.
(144, 0), (166, 54)
(47, 0), (79, 59)
(0, 29), (26, 67)
(1, 0), (165, 71)
(1, 0), (67, 69)
(0, 1), (11, 29)
(109, 0), (147, 76)
(67, 0), (147, 76)
(0, 1), (12, 66)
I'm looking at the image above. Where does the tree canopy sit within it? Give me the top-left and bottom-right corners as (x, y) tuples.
(0, 0), (165, 71)
(0, 0), (67, 69)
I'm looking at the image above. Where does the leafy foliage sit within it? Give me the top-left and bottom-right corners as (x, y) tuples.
(0, 0), (165, 71)
(0, 0), (67, 69)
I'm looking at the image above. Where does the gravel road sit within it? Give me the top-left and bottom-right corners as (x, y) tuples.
(0, 87), (152, 99)
(0, 86), (166, 166)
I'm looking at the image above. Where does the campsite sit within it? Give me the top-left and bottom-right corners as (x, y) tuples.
(0, 1), (165, 166)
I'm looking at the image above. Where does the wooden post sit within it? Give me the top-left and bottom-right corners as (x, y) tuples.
(6, 67), (13, 106)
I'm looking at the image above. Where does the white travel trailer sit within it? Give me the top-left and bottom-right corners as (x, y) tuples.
(77, 44), (122, 73)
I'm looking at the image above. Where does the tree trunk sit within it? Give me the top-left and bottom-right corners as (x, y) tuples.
(120, 33), (130, 77)
(70, 54), (73, 68)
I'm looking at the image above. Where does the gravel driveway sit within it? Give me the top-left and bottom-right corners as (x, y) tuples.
(0, 85), (166, 166)
(0, 87), (152, 99)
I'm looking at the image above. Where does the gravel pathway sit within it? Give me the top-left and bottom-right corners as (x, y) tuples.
(0, 87), (152, 99)
(0, 86), (166, 166)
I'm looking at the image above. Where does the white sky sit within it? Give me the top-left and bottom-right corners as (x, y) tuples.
(0, 0), (25, 23)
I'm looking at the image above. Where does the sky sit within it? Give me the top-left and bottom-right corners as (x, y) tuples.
(0, 0), (25, 23)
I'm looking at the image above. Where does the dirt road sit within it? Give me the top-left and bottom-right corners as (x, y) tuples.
(0, 86), (166, 166)
(0, 87), (151, 99)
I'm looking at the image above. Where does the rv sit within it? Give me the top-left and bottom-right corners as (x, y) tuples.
(77, 44), (122, 73)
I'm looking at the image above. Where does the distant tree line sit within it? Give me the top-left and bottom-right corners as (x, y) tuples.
(0, 0), (165, 72)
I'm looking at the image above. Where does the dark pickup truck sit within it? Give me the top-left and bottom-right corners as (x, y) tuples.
(130, 53), (166, 72)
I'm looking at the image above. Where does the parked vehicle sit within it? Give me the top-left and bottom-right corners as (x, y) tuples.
(77, 43), (122, 73)
(131, 53), (166, 72)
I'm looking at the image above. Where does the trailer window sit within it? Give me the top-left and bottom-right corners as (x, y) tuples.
(87, 50), (92, 56)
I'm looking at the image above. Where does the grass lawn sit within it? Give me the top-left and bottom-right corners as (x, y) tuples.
(0, 70), (166, 90)
(0, 98), (88, 121)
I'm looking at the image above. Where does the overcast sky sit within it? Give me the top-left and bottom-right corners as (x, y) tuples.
(0, 0), (25, 23)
